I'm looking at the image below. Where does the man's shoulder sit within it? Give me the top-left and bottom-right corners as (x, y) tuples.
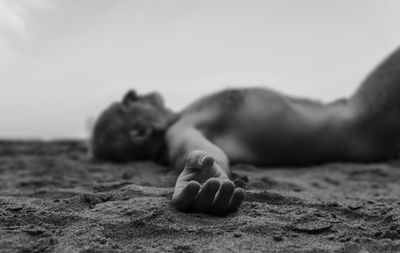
(182, 88), (248, 114)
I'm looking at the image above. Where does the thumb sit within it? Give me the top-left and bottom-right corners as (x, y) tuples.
(186, 151), (214, 170)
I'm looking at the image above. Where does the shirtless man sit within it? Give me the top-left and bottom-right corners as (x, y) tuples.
(91, 47), (400, 215)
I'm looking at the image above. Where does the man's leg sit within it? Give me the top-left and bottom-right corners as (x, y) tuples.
(349, 46), (400, 159)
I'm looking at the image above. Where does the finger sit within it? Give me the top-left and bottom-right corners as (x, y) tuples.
(210, 180), (235, 215)
(228, 188), (245, 212)
(172, 181), (201, 211)
(186, 151), (213, 169)
(191, 178), (220, 212)
(199, 155), (214, 169)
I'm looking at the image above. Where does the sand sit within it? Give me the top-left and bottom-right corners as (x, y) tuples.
(1, 141), (400, 252)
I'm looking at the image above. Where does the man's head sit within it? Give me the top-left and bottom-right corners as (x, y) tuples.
(90, 90), (175, 162)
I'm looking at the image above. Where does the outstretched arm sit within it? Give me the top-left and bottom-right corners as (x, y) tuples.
(166, 124), (244, 214)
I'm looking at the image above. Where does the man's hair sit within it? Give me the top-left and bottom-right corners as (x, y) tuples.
(90, 104), (135, 162)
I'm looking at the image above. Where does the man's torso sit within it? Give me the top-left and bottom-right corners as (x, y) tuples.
(172, 88), (352, 165)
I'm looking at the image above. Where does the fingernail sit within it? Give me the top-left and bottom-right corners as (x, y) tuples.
(200, 155), (214, 167)
(200, 154), (209, 164)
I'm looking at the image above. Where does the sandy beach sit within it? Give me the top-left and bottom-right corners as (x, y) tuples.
(1, 141), (400, 252)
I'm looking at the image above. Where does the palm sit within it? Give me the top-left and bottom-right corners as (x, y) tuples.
(171, 151), (244, 215)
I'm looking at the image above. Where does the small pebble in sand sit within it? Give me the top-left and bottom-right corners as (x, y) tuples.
(328, 201), (339, 207)
(326, 234), (336, 240)
(345, 199), (363, 210)
(292, 217), (332, 234)
(339, 236), (351, 242)
(24, 227), (46, 236)
(347, 204), (362, 210)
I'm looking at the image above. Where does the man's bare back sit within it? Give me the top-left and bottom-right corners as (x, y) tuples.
(91, 46), (400, 215)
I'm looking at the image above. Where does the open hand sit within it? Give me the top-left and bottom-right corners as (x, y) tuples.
(171, 151), (245, 215)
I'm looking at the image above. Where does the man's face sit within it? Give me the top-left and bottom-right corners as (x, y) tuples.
(91, 90), (171, 162)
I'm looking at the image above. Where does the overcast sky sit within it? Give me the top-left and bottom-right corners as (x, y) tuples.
(1, 0), (400, 139)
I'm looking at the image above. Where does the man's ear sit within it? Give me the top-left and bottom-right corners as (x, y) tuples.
(129, 127), (152, 144)
(122, 89), (138, 105)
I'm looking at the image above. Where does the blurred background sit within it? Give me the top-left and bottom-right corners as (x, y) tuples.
(1, 0), (400, 139)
